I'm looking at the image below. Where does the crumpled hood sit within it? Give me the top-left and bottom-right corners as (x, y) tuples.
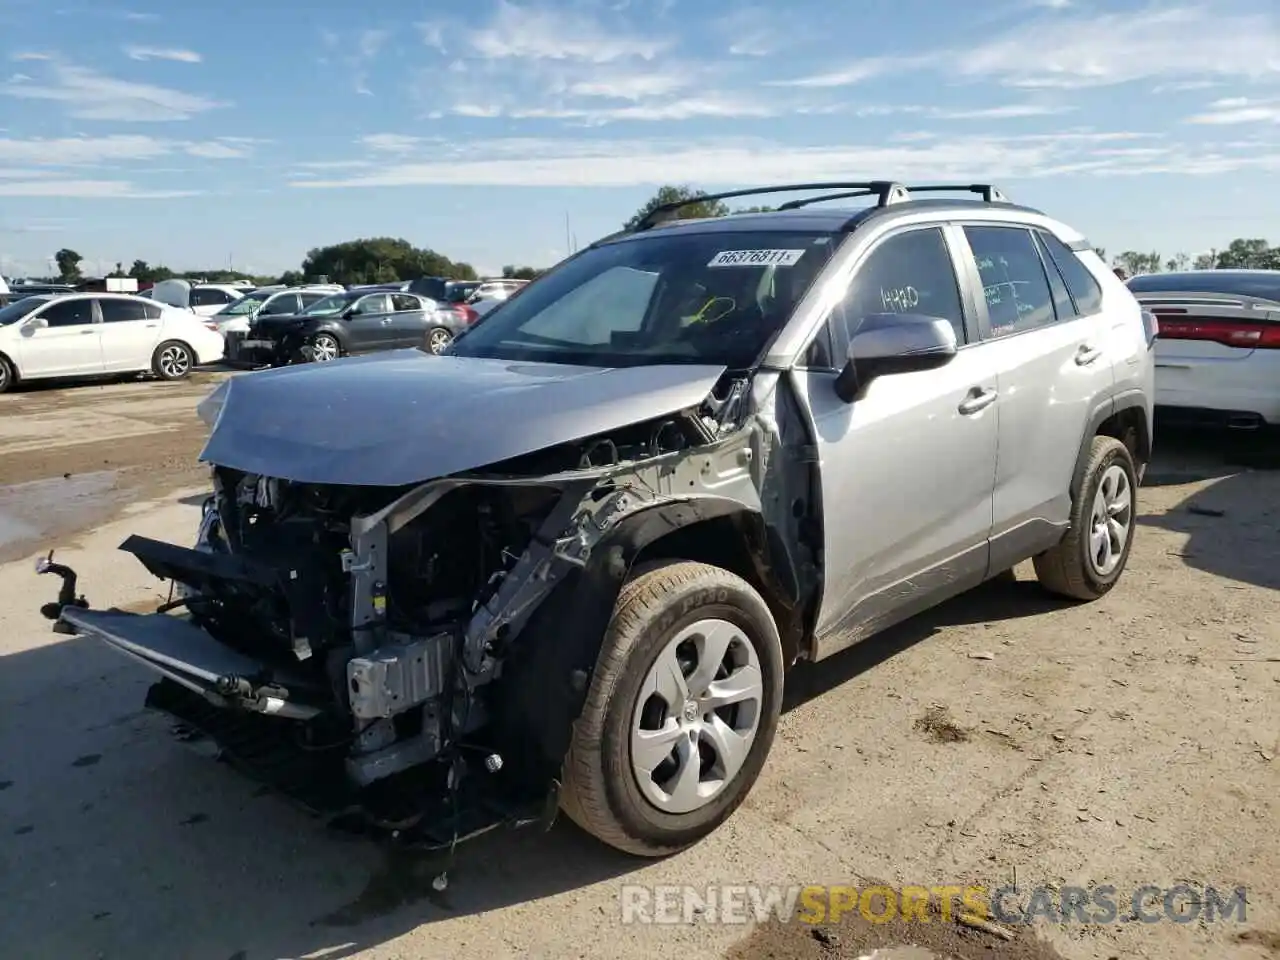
(198, 350), (727, 486)
(248, 313), (309, 336)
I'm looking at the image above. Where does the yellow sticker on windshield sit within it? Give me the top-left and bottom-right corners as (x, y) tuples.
(707, 249), (805, 268)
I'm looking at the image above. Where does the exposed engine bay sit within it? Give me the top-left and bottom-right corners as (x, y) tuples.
(38, 366), (820, 853)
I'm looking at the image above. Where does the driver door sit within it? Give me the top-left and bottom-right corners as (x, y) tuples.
(791, 225), (1000, 657)
(16, 297), (104, 377)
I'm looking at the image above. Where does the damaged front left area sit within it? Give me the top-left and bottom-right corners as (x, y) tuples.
(42, 408), (763, 847)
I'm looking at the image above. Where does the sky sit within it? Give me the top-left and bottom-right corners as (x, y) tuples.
(0, 0), (1278, 279)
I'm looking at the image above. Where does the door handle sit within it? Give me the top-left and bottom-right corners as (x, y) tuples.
(81, 329), (96, 335)
(380, 318), (392, 324)
(958, 387), (998, 415)
(1075, 343), (1102, 365)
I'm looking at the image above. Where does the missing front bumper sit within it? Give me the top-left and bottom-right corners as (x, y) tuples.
(58, 607), (324, 720)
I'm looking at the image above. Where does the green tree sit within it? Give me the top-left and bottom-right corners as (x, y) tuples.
(624, 186), (732, 229)
(54, 248), (83, 283)
(278, 270), (305, 286)
(1214, 238), (1280, 270)
(1165, 253), (1191, 273)
(1113, 250), (1162, 276)
(732, 204), (777, 214)
(128, 259), (174, 283)
(1193, 250), (1218, 270)
(1093, 246), (1106, 262)
(501, 265), (542, 280)
(299, 237), (472, 285)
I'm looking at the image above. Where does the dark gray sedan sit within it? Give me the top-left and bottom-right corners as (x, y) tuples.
(238, 290), (468, 366)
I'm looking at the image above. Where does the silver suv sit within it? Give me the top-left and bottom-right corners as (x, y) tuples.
(39, 181), (1155, 859)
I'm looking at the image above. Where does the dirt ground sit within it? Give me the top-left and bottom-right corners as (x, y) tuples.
(0, 370), (225, 562)
(0, 376), (1277, 960)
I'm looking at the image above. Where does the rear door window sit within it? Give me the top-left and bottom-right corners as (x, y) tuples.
(391, 294), (421, 312)
(97, 298), (150, 323)
(962, 226), (1057, 337)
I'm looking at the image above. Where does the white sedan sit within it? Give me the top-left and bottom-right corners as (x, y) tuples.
(1128, 270), (1280, 430)
(0, 292), (224, 393)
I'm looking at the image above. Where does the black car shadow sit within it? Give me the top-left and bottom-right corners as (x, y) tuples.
(0, 568), (1065, 960)
(1138, 425), (1280, 591)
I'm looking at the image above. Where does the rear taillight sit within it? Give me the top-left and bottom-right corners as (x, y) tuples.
(1150, 311), (1280, 349)
(453, 304), (479, 324)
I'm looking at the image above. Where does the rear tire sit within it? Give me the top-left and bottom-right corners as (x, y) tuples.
(0, 353), (14, 393)
(1034, 435), (1138, 600)
(560, 560), (784, 857)
(152, 341), (194, 381)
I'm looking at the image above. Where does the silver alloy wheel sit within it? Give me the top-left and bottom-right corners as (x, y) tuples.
(427, 328), (452, 354)
(311, 334), (339, 362)
(1089, 463), (1133, 577)
(630, 618), (764, 815)
(158, 344), (191, 378)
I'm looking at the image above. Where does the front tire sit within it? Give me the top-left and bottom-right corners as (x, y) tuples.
(1034, 435), (1138, 600)
(308, 332), (341, 362)
(152, 341), (194, 381)
(560, 560), (784, 857)
(0, 353), (14, 393)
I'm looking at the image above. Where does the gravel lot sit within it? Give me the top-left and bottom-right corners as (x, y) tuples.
(0, 374), (1276, 960)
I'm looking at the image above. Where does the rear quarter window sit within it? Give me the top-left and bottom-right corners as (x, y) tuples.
(1038, 231), (1103, 315)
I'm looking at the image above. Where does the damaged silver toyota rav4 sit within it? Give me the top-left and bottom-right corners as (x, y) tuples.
(39, 182), (1155, 857)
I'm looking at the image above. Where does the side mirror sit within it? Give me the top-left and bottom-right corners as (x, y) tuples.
(834, 313), (957, 403)
(341, 308), (355, 319)
(24, 316), (48, 330)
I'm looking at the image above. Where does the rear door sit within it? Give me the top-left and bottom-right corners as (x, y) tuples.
(951, 223), (1114, 562)
(388, 293), (429, 347)
(96, 297), (161, 371)
(17, 297), (104, 377)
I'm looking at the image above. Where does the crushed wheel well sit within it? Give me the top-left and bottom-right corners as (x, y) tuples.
(631, 515), (806, 667)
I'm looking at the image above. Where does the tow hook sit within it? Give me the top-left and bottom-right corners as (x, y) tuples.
(35, 550), (89, 634)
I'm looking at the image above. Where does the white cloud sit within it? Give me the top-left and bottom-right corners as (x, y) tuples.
(126, 46), (202, 63)
(713, 7), (782, 57)
(931, 104), (1073, 120)
(765, 57), (912, 89)
(0, 179), (198, 198)
(956, 6), (1280, 89)
(291, 130), (1279, 190)
(123, 11), (159, 21)
(2, 60), (226, 121)
(466, 0), (669, 62)
(182, 137), (257, 159)
(0, 134), (173, 164)
(361, 133), (430, 154)
(772, 7), (1280, 90)
(1185, 97), (1280, 125)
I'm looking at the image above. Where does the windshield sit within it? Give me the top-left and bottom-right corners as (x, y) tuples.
(0, 297), (47, 325)
(217, 293), (268, 316)
(300, 294), (354, 316)
(450, 231), (839, 368)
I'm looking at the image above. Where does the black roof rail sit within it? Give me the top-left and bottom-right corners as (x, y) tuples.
(902, 183), (1011, 203)
(632, 181), (912, 231)
(777, 189), (877, 210)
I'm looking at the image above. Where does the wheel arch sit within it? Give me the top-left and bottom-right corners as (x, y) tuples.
(1070, 391), (1151, 501)
(486, 497), (799, 791)
(0, 347), (20, 384)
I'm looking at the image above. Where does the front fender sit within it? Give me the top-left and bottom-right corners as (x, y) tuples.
(487, 496), (757, 785)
